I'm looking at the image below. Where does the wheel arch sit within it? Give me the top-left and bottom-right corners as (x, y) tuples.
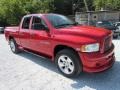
(9, 36), (14, 41)
(53, 45), (80, 61)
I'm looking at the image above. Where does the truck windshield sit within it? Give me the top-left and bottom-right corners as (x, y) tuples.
(46, 14), (77, 28)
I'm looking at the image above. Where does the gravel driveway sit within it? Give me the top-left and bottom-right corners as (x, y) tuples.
(0, 34), (120, 90)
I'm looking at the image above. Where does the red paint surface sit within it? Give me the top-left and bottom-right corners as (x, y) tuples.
(5, 14), (115, 73)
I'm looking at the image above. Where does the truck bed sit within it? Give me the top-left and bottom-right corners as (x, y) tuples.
(5, 26), (19, 31)
(5, 26), (19, 41)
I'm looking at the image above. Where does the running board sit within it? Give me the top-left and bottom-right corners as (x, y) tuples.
(23, 49), (52, 60)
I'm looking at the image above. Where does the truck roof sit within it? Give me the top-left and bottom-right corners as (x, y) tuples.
(24, 13), (58, 17)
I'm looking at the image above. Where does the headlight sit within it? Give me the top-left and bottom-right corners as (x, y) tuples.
(80, 43), (100, 52)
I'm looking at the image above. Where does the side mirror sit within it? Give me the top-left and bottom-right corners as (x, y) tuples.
(42, 25), (49, 32)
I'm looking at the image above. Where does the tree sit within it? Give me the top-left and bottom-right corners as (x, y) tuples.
(54, 0), (73, 15)
(105, 0), (120, 10)
(94, 0), (120, 11)
(53, 0), (94, 15)
(0, 0), (54, 26)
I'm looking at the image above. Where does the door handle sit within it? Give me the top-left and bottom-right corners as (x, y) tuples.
(20, 32), (25, 35)
(30, 33), (36, 37)
(31, 33), (35, 35)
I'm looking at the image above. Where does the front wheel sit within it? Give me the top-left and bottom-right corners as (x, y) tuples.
(9, 39), (21, 54)
(55, 49), (82, 78)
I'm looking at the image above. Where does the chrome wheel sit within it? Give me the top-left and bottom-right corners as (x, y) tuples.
(10, 40), (15, 52)
(58, 55), (75, 74)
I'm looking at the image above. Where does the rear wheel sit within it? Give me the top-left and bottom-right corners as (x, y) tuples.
(9, 39), (21, 54)
(55, 49), (82, 78)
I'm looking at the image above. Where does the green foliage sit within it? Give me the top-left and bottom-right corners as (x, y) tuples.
(0, 0), (54, 26)
(54, 0), (72, 15)
(0, 0), (120, 26)
(94, 0), (120, 11)
(54, 0), (94, 14)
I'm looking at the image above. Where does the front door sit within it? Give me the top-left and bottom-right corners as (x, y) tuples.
(29, 16), (52, 56)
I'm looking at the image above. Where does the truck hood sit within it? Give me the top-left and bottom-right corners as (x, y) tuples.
(57, 25), (111, 39)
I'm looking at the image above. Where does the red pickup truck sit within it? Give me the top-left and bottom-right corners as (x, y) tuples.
(5, 14), (115, 77)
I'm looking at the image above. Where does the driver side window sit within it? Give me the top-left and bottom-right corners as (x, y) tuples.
(32, 16), (47, 30)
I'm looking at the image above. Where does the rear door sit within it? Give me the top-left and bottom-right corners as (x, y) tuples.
(29, 16), (52, 56)
(19, 16), (31, 48)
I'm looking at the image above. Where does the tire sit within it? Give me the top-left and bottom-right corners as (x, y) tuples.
(9, 39), (21, 54)
(55, 49), (82, 78)
(113, 35), (118, 39)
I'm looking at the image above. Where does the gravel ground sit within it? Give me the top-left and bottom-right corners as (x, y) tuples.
(0, 34), (120, 90)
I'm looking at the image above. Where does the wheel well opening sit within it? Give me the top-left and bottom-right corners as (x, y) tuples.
(54, 45), (78, 57)
(9, 36), (14, 41)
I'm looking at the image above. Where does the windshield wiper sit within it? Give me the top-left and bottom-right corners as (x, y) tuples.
(55, 22), (80, 28)
(55, 23), (78, 28)
(55, 24), (71, 28)
(73, 22), (79, 25)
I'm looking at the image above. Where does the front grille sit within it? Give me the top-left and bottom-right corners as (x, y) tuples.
(104, 35), (112, 52)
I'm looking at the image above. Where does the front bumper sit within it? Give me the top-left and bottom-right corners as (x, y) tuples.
(79, 44), (115, 73)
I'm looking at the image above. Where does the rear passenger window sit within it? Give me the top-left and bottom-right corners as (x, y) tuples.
(22, 17), (31, 29)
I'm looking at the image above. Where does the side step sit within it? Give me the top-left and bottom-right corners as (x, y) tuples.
(23, 49), (47, 59)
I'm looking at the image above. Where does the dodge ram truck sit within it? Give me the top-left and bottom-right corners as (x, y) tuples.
(5, 14), (115, 77)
